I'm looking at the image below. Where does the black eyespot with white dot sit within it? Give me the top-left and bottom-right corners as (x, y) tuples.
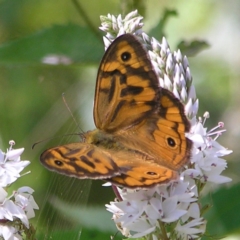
(54, 160), (63, 166)
(167, 137), (176, 148)
(146, 171), (158, 176)
(121, 51), (131, 62)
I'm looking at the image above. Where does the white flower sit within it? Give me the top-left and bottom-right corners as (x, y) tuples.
(14, 187), (39, 220)
(0, 146), (30, 187)
(176, 217), (206, 239)
(184, 116), (232, 185)
(106, 183), (196, 238)
(0, 197), (29, 227)
(0, 225), (22, 240)
(99, 10), (143, 43)
(0, 141), (38, 240)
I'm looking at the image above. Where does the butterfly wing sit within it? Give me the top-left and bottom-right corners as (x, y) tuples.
(40, 142), (177, 188)
(108, 151), (178, 188)
(130, 88), (192, 171)
(155, 89), (192, 169)
(94, 34), (160, 132)
(40, 143), (120, 179)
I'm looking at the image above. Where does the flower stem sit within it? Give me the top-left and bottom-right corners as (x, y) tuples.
(112, 185), (123, 201)
(71, 0), (102, 39)
(159, 221), (169, 240)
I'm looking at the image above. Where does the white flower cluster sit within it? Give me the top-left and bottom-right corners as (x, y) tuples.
(146, 36), (198, 119)
(100, 11), (232, 239)
(0, 141), (38, 240)
(185, 116), (232, 186)
(100, 10), (143, 48)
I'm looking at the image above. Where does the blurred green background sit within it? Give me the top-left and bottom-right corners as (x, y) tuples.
(0, 0), (239, 239)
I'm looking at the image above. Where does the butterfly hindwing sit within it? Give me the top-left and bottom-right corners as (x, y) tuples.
(40, 143), (120, 179)
(118, 88), (192, 171)
(108, 155), (178, 188)
(156, 88), (192, 169)
(40, 141), (178, 188)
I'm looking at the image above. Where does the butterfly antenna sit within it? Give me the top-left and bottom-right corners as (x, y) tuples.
(32, 94), (86, 150)
(32, 133), (83, 149)
(62, 92), (85, 134)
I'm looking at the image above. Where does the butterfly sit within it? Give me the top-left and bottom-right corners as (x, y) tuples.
(40, 34), (192, 188)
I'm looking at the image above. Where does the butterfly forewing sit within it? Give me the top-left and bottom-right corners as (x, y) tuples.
(94, 34), (160, 132)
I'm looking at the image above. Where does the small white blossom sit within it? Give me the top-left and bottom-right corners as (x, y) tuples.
(0, 225), (22, 240)
(14, 187), (39, 220)
(99, 10), (143, 44)
(0, 146), (30, 187)
(176, 217), (206, 239)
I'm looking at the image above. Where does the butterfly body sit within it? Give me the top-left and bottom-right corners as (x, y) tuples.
(40, 34), (192, 188)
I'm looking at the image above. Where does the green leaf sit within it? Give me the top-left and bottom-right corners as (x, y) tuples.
(125, 238), (144, 240)
(36, 196), (123, 239)
(36, 229), (82, 240)
(120, 0), (146, 18)
(37, 228), (123, 240)
(177, 39), (209, 56)
(149, 8), (178, 40)
(50, 196), (117, 233)
(202, 184), (240, 239)
(81, 228), (122, 240)
(0, 23), (103, 65)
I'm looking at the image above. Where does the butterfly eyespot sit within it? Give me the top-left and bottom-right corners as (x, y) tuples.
(54, 160), (63, 166)
(121, 51), (131, 62)
(167, 137), (176, 148)
(146, 171), (158, 176)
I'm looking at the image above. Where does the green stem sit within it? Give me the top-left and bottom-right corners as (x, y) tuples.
(159, 221), (169, 240)
(71, 0), (102, 40)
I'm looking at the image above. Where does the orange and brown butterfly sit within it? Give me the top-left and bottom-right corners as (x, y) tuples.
(40, 34), (192, 188)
